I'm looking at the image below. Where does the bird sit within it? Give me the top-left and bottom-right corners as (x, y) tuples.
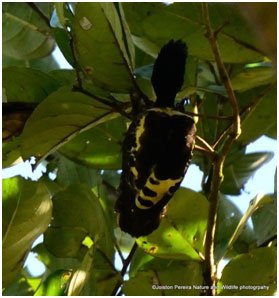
(115, 40), (196, 237)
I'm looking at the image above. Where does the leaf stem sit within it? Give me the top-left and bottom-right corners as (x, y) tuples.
(202, 3), (241, 295)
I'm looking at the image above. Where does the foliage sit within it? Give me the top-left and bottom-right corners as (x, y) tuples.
(2, 2), (276, 296)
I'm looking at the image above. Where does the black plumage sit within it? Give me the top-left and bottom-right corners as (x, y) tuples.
(115, 40), (196, 237)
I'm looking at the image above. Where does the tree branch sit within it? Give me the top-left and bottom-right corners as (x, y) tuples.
(202, 3), (241, 295)
(111, 241), (138, 296)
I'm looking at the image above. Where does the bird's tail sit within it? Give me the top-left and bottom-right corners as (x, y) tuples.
(151, 40), (187, 107)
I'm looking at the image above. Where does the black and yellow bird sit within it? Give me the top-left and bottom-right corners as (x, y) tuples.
(115, 40), (196, 237)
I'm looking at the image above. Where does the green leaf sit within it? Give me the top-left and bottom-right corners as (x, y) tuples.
(3, 177), (52, 287)
(44, 183), (114, 259)
(3, 67), (61, 103)
(55, 154), (101, 188)
(73, 3), (135, 92)
(123, 260), (203, 296)
(239, 87), (277, 144)
(34, 270), (71, 296)
(2, 53), (60, 71)
(2, 138), (21, 169)
(215, 195), (256, 260)
(33, 243), (80, 273)
(218, 247), (276, 295)
(221, 151), (274, 195)
(20, 87), (119, 165)
(48, 69), (76, 85)
(59, 116), (126, 169)
(123, 3), (264, 63)
(3, 3), (55, 60)
(221, 193), (273, 259)
(137, 188), (208, 261)
(230, 64), (275, 92)
(52, 27), (74, 66)
(3, 274), (40, 296)
(251, 195), (276, 246)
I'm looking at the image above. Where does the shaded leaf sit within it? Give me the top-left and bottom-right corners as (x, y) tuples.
(3, 3), (54, 60)
(123, 3), (264, 63)
(137, 188), (208, 261)
(223, 193), (273, 256)
(239, 87), (276, 144)
(221, 151), (274, 195)
(20, 87), (119, 165)
(2, 53), (60, 71)
(230, 64), (275, 92)
(55, 154), (101, 188)
(52, 27), (74, 66)
(218, 247), (276, 295)
(251, 195), (276, 246)
(3, 67), (61, 103)
(215, 195), (256, 260)
(44, 183), (114, 259)
(3, 177), (52, 287)
(73, 3), (135, 92)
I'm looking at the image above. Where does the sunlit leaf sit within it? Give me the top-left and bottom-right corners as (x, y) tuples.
(137, 188), (208, 261)
(20, 87), (118, 165)
(3, 177), (52, 287)
(123, 260), (203, 295)
(34, 270), (71, 296)
(59, 116), (126, 169)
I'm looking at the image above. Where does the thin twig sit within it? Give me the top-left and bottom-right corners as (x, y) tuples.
(202, 3), (241, 295)
(111, 242), (138, 296)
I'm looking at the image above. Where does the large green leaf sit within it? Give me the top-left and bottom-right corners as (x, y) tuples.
(230, 64), (275, 92)
(218, 247), (276, 295)
(215, 195), (256, 260)
(136, 188), (208, 261)
(251, 195), (276, 246)
(123, 3), (264, 63)
(2, 177), (52, 287)
(3, 67), (61, 103)
(221, 151), (274, 195)
(239, 87), (276, 144)
(2, 53), (60, 71)
(44, 183), (114, 259)
(123, 260), (203, 296)
(73, 3), (135, 92)
(3, 3), (54, 60)
(59, 116), (126, 169)
(55, 154), (101, 188)
(20, 87), (119, 165)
